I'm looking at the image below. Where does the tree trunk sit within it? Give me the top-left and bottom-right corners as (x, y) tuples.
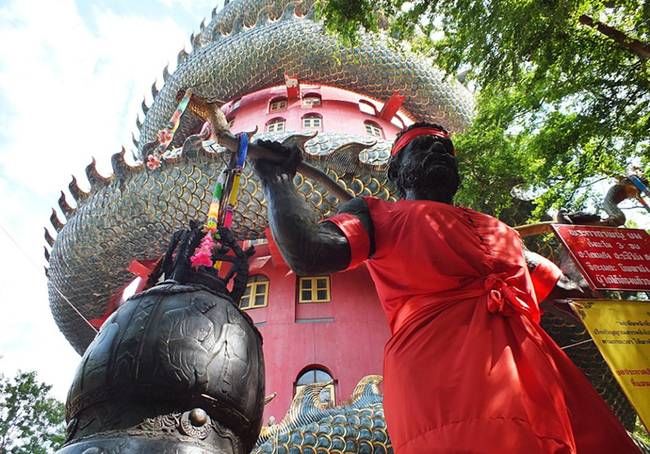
(579, 14), (650, 60)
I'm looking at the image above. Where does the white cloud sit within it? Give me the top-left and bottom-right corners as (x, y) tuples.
(0, 0), (218, 400)
(160, 0), (220, 13)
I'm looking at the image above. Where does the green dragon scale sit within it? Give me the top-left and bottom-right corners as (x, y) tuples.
(253, 376), (391, 453)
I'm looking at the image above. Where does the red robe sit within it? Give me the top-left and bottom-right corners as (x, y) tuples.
(328, 198), (638, 454)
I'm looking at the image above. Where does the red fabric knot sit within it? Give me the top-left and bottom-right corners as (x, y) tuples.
(484, 274), (519, 316)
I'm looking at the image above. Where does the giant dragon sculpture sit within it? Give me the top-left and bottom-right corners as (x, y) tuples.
(44, 0), (648, 451)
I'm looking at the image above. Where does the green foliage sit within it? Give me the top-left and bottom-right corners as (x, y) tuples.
(0, 371), (65, 454)
(317, 0), (650, 221)
(635, 417), (650, 445)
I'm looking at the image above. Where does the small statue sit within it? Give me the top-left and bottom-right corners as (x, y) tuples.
(557, 175), (650, 227)
(59, 222), (264, 454)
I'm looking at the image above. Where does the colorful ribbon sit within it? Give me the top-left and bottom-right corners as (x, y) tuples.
(158, 89), (193, 149)
(220, 133), (249, 229)
(190, 133), (249, 270)
(627, 175), (650, 214)
(147, 89), (193, 170)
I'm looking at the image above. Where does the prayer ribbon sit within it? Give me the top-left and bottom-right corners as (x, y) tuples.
(158, 89), (193, 149)
(628, 175), (650, 214)
(190, 133), (249, 270)
(147, 89), (193, 170)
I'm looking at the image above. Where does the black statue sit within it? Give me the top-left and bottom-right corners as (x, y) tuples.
(59, 223), (265, 454)
(251, 124), (639, 453)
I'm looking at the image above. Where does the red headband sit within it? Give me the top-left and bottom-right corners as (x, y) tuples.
(390, 127), (454, 156)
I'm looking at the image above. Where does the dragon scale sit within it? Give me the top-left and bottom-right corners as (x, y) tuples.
(136, 2), (474, 152)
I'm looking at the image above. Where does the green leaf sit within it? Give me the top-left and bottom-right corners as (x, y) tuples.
(0, 371), (65, 454)
(319, 0), (650, 222)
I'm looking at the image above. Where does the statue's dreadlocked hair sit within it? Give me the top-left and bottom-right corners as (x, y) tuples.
(387, 122), (459, 203)
(146, 221), (255, 304)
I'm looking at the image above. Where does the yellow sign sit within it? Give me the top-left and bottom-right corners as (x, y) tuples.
(572, 299), (650, 429)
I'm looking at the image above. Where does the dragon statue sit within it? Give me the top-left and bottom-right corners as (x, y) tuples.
(253, 376), (390, 453)
(44, 0), (649, 451)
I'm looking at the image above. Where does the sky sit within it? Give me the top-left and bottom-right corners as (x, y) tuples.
(0, 0), (222, 400)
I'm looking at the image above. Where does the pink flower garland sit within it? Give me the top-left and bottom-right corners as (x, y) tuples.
(146, 154), (161, 170)
(190, 232), (215, 268)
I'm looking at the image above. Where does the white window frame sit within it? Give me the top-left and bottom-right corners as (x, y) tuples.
(359, 100), (378, 115)
(302, 95), (322, 108)
(269, 98), (288, 112)
(365, 121), (384, 138)
(266, 118), (286, 133)
(302, 114), (322, 130)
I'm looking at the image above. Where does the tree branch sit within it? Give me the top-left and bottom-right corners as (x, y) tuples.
(579, 14), (650, 60)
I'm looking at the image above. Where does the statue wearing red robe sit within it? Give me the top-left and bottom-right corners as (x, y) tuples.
(253, 125), (640, 453)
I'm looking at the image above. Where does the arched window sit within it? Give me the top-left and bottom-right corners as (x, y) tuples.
(302, 93), (322, 108)
(295, 367), (336, 404)
(266, 117), (286, 133)
(269, 97), (288, 113)
(302, 113), (322, 131)
(239, 275), (269, 310)
(358, 99), (378, 115)
(391, 114), (406, 129)
(364, 121), (384, 138)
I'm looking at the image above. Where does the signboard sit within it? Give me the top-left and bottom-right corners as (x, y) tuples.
(552, 225), (650, 291)
(572, 299), (650, 429)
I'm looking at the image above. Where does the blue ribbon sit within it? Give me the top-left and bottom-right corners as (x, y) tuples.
(628, 175), (650, 198)
(236, 133), (249, 168)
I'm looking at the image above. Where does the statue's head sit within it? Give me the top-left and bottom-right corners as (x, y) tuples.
(387, 122), (459, 203)
(62, 222), (264, 454)
(147, 221), (254, 303)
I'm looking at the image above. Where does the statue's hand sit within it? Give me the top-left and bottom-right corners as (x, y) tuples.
(252, 140), (302, 184)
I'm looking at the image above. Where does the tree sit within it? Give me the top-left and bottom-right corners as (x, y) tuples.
(0, 371), (65, 454)
(317, 0), (649, 221)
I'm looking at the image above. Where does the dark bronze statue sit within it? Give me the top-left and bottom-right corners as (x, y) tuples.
(58, 224), (265, 454)
(251, 125), (640, 453)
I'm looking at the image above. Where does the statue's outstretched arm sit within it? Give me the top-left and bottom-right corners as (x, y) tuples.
(524, 250), (590, 302)
(253, 141), (373, 275)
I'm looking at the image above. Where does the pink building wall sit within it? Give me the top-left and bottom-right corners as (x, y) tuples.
(221, 83), (412, 421)
(225, 84), (411, 138)
(245, 244), (390, 421)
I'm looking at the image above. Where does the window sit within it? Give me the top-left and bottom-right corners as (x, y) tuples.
(266, 118), (286, 133)
(391, 114), (406, 129)
(239, 275), (269, 310)
(269, 97), (288, 112)
(364, 121), (384, 138)
(358, 100), (377, 115)
(302, 93), (321, 108)
(298, 276), (330, 303)
(302, 113), (322, 131)
(295, 367), (335, 404)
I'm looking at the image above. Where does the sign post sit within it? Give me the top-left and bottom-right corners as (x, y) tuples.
(572, 299), (650, 430)
(551, 224), (650, 429)
(552, 224), (650, 291)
